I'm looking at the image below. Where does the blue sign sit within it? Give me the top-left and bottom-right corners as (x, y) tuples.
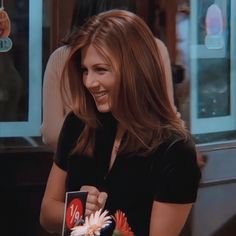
(0, 37), (12, 52)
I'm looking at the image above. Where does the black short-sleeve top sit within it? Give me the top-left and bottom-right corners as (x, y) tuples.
(55, 112), (201, 236)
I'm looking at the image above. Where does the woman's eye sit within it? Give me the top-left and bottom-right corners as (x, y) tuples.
(96, 67), (108, 73)
(81, 67), (88, 74)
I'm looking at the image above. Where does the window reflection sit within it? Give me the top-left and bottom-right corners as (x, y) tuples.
(0, 1), (29, 121)
(0, 0), (42, 138)
(0, 53), (22, 121)
(185, 0), (236, 143)
(198, 57), (230, 118)
(175, 0), (236, 143)
(196, 0), (230, 118)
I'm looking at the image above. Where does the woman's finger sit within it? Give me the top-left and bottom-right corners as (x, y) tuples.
(80, 185), (100, 196)
(98, 192), (108, 209)
(86, 193), (99, 204)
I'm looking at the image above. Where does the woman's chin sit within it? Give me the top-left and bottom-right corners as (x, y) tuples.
(96, 103), (111, 113)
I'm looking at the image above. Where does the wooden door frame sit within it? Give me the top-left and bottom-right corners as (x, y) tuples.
(50, 0), (75, 51)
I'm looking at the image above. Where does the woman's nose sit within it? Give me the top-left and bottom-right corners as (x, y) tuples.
(83, 71), (99, 88)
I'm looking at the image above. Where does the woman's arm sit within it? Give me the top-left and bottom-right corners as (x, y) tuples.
(149, 138), (200, 236)
(41, 46), (71, 150)
(149, 201), (192, 236)
(40, 163), (67, 233)
(155, 38), (175, 106)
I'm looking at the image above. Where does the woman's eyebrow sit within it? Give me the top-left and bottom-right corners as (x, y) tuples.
(81, 63), (110, 68)
(92, 63), (109, 67)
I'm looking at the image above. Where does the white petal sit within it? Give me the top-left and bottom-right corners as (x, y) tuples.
(70, 225), (88, 236)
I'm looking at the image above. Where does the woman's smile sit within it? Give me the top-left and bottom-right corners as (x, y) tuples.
(91, 91), (109, 103)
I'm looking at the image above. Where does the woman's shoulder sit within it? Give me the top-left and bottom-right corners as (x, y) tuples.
(165, 134), (195, 149)
(55, 111), (83, 170)
(44, 45), (71, 78)
(152, 135), (201, 203)
(52, 45), (71, 55)
(57, 112), (84, 151)
(154, 37), (169, 60)
(154, 37), (165, 48)
(155, 135), (197, 163)
(49, 45), (71, 62)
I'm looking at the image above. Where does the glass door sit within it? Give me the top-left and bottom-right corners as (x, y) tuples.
(0, 0), (42, 137)
(190, 0), (236, 136)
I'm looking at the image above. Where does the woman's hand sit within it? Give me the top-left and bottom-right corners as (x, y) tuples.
(80, 185), (108, 216)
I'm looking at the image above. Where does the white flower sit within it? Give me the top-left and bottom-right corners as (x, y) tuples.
(70, 225), (88, 236)
(70, 209), (112, 236)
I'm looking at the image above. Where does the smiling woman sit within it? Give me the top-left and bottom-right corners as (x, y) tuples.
(41, 0), (175, 151)
(40, 10), (200, 236)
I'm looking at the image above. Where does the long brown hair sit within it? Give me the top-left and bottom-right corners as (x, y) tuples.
(61, 10), (188, 157)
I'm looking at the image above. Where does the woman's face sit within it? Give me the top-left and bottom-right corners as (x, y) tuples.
(81, 44), (116, 113)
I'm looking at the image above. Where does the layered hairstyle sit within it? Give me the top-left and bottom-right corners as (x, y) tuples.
(62, 10), (188, 157)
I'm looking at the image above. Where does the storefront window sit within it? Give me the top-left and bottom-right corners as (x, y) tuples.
(177, 0), (236, 144)
(0, 0), (50, 148)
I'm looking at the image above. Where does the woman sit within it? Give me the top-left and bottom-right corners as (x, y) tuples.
(40, 10), (200, 236)
(41, 0), (175, 151)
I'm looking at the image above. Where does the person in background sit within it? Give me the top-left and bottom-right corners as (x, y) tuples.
(41, 0), (175, 151)
(40, 10), (201, 236)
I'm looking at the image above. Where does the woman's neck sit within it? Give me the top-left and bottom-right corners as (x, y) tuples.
(109, 124), (125, 171)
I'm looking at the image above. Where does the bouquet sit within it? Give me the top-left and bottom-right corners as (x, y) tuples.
(70, 209), (134, 236)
